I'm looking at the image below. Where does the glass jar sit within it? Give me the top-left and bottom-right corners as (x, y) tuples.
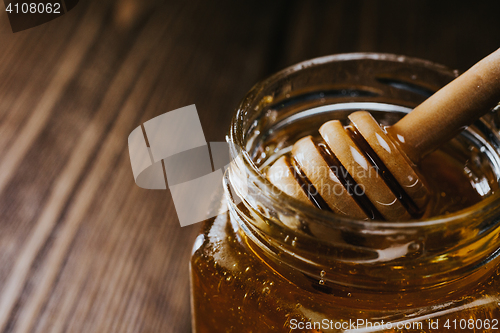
(190, 53), (500, 332)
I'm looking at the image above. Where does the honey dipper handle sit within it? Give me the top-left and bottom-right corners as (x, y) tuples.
(388, 48), (500, 164)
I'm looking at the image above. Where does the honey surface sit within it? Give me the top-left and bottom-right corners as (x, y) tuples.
(263, 142), (493, 220)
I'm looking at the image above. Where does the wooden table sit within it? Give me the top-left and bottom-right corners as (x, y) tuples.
(1, 1), (499, 332)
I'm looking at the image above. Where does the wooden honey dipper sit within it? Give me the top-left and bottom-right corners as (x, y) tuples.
(267, 48), (500, 221)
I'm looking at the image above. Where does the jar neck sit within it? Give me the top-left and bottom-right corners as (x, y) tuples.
(225, 162), (500, 307)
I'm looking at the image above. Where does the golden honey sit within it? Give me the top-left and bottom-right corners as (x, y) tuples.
(191, 54), (500, 332)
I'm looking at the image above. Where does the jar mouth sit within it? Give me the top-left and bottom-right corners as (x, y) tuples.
(226, 53), (500, 295)
(228, 52), (500, 230)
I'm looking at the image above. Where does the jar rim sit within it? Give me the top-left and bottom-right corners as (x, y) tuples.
(229, 52), (500, 230)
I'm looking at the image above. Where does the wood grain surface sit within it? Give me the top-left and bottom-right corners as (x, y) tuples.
(0, 1), (500, 332)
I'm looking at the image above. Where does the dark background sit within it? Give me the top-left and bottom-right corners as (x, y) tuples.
(0, 1), (499, 332)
